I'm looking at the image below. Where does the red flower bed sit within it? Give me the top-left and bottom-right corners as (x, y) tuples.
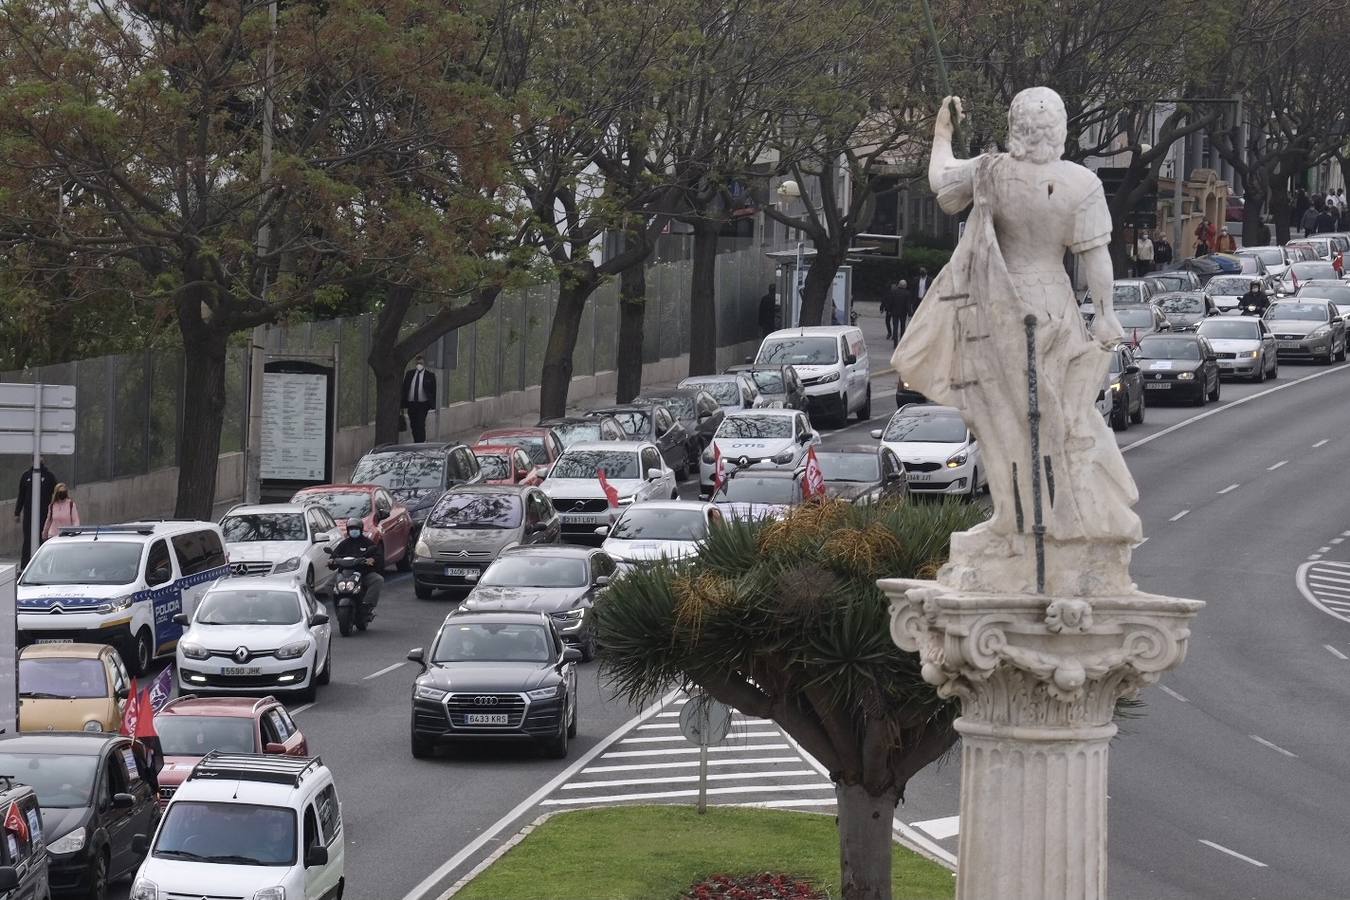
(680, 873), (827, 900)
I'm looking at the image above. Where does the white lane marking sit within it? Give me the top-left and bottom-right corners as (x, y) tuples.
(1133, 537), (1150, 548)
(1308, 571), (1350, 587)
(1198, 839), (1268, 868)
(1169, 510), (1190, 522)
(1309, 554), (1323, 560)
(1249, 734), (1298, 758)
(1314, 560), (1350, 569)
(1343, 531), (1350, 538)
(1308, 586), (1350, 600)
(1325, 645), (1349, 660)
(636, 723), (680, 730)
(1319, 547), (1333, 554)
(1268, 460), (1288, 470)
(1119, 364), (1350, 454)
(603, 744), (790, 759)
(733, 799), (839, 809)
(1217, 483), (1240, 494)
(583, 756), (805, 775)
(400, 687), (679, 900)
(560, 769), (820, 790)
(290, 702), (315, 716)
(363, 662), (405, 680)
(618, 731), (780, 744)
(1157, 685), (1188, 703)
(1333, 538), (1345, 545)
(910, 815), (961, 840)
(541, 782), (836, 806)
(1314, 438), (1330, 448)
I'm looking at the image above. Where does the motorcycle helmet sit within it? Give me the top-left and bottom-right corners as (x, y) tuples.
(346, 517), (364, 538)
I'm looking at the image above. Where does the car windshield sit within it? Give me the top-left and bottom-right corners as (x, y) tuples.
(1297, 285), (1350, 303)
(1287, 262), (1337, 280)
(1116, 308), (1155, 327)
(611, 508), (710, 541)
(1267, 302), (1329, 322)
(154, 801), (296, 866)
(295, 492), (370, 520)
(220, 513), (307, 543)
(1206, 276), (1251, 295)
(0, 753), (98, 808)
(482, 434), (548, 465)
(639, 396), (693, 419)
(746, 370), (786, 393)
(1158, 295), (1203, 314)
(1137, 338), (1201, 360)
(549, 422), (603, 448)
(428, 493), (522, 529)
(19, 658), (108, 699)
(717, 415), (793, 439)
(434, 623), (553, 662)
(195, 590), (302, 626)
(1197, 320), (1261, 339)
(476, 454), (511, 481)
(352, 452), (446, 491)
(756, 337), (838, 365)
(155, 716), (257, 756)
(480, 556), (588, 588)
(551, 450), (641, 480)
(720, 476), (800, 504)
(882, 413), (967, 444)
(19, 541), (141, 586)
(815, 453), (881, 483)
(1111, 284), (1144, 304)
(603, 411), (650, 438)
(685, 380), (739, 405)
(1149, 274), (1191, 291)
(1243, 248), (1283, 266)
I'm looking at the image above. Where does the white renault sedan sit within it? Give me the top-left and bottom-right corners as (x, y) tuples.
(219, 502), (339, 592)
(699, 408), (819, 497)
(541, 441), (678, 542)
(600, 500), (723, 566)
(175, 575), (333, 702)
(870, 405), (984, 497)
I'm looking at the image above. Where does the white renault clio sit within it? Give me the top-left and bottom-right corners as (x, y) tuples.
(130, 752), (344, 900)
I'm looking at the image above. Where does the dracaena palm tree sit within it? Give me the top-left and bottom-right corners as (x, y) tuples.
(597, 498), (987, 900)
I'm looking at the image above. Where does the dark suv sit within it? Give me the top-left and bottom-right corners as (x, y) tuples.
(1108, 343), (1145, 430)
(585, 404), (692, 478)
(0, 777), (48, 900)
(350, 442), (484, 532)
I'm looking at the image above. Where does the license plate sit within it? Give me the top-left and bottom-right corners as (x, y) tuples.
(443, 567), (479, 579)
(221, 666), (262, 676)
(563, 514), (608, 525)
(907, 473), (932, 482)
(34, 638), (73, 644)
(1144, 383), (1171, 390)
(465, 713), (509, 725)
(1278, 341), (1301, 349)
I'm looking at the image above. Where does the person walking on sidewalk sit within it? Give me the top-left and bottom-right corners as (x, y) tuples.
(881, 281), (903, 342)
(892, 280), (917, 347)
(758, 284), (778, 337)
(1134, 231), (1154, 276)
(1301, 204), (1320, 237)
(400, 355), (437, 443)
(1152, 233), (1173, 268)
(43, 483), (80, 540)
(13, 459), (56, 568)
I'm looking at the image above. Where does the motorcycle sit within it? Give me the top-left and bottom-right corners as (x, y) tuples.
(1242, 302), (1267, 317)
(327, 553), (376, 636)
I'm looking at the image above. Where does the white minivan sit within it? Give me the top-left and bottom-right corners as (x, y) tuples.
(130, 752), (344, 900)
(754, 326), (870, 427)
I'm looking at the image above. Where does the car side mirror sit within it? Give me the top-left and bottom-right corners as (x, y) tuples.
(593, 525), (609, 537)
(646, 468), (663, 481)
(312, 532), (328, 543)
(1124, 365), (1140, 375)
(526, 521), (547, 534)
(322, 546), (334, 555)
(172, 613), (190, 627)
(562, 647), (583, 663)
(112, 792), (136, 809)
(797, 432), (810, 444)
(375, 509), (388, 522)
(844, 354), (858, 365)
(595, 575), (611, 587)
(310, 613), (329, 627)
(130, 834), (149, 856)
(870, 429), (883, 440)
(407, 647), (426, 670)
(114, 685), (130, 700)
(264, 742), (287, 755)
(305, 845), (329, 868)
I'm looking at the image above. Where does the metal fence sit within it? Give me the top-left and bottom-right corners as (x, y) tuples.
(1, 239), (773, 499)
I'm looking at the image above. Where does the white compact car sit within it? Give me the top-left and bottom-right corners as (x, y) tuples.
(698, 408), (819, 497)
(219, 503), (340, 592)
(871, 405), (985, 497)
(600, 500), (723, 565)
(540, 441), (679, 541)
(130, 752), (344, 900)
(175, 574), (333, 702)
(754, 326), (870, 427)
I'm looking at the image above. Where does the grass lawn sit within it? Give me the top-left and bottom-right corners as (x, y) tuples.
(454, 805), (955, 900)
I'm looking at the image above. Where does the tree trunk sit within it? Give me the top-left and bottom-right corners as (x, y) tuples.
(371, 362), (404, 446)
(540, 274), (598, 419)
(615, 248), (648, 403)
(174, 323), (229, 520)
(799, 246), (842, 327)
(1269, 179), (1292, 246)
(1108, 224), (1130, 277)
(1242, 191), (1267, 247)
(688, 221), (720, 376)
(836, 781), (900, 900)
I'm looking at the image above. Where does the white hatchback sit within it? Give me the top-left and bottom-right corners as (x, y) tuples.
(600, 501), (723, 566)
(871, 405), (984, 497)
(175, 575), (333, 702)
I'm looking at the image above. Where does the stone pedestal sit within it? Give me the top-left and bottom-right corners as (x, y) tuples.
(880, 580), (1203, 900)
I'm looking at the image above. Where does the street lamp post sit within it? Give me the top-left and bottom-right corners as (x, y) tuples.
(776, 180), (805, 328)
(244, 0), (277, 505)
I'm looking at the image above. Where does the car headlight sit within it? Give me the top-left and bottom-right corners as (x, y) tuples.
(415, 538), (431, 558)
(1243, 350), (1261, 358)
(179, 642), (209, 661)
(83, 720), (103, 732)
(129, 879), (159, 900)
(274, 641), (310, 660)
(771, 450), (796, 464)
(816, 371), (840, 384)
(253, 888), (286, 900)
(702, 448), (714, 464)
(1310, 325), (1330, 338)
(414, 684), (448, 702)
(100, 595), (134, 613)
(1176, 371), (1195, 380)
(526, 684), (563, 700)
(946, 452), (968, 469)
(49, 827), (86, 854)
(272, 556), (301, 574)
(1110, 382), (1121, 392)
(550, 608), (585, 622)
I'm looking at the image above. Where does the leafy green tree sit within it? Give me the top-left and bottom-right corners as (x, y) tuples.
(598, 499), (986, 900)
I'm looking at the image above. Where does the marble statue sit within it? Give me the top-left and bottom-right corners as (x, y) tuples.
(893, 88), (1142, 596)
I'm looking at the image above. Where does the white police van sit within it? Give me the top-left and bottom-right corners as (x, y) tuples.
(17, 521), (229, 675)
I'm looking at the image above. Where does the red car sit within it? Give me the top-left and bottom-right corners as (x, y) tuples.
(473, 443), (543, 486)
(292, 482), (414, 571)
(153, 695), (309, 805)
(476, 427), (564, 480)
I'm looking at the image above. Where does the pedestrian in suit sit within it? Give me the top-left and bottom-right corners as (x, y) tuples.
(893, 280), (918, 346)
(915, 268), (930, 302)
(401, 356), (437, 443)
(881, 281), (903, 341)
(13, 459), (56, 567)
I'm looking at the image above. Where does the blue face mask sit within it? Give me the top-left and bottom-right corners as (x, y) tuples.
(348, 528), (362, 539)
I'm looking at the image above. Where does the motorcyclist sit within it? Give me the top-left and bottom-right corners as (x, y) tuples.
(1239, 281), (1269, 316)
(329, 517), (383, 609)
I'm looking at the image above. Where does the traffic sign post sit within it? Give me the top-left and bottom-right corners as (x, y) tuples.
(679, 692), (732, 814)
(0, 382), (77, 563)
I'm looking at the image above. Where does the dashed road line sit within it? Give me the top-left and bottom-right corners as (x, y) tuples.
(1199, 839), (1268, 868)
(1217, 483), (1240, 494)
(1333, 538), (1345, 545)
(1157, 685), (1188, 703)
(1268, 460), (1288, 471)
(911, 816), (961, 840)
(1324, 645), (1348, 660)
(1314, 439), (1330, 448)
(363, 662), (405, 680)
(1319, 546), (1333, 554)
(1249, 734), (1298, 758)
(291, 702), (316, 716)
(1169, 510), (1190, 522)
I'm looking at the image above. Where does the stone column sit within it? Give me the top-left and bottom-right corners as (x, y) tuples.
(880, 582), (1202, 900)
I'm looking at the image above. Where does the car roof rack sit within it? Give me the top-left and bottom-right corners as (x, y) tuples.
(58, 525), (155, 537)
(188, 751), (322, 787)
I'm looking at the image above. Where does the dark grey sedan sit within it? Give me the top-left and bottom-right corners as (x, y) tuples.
(724, 364), (807, 411)
(585, 403), (693, 478)
(1154, 292), (1218, 331)
(634, 388), (724, 457)
(1264, 298), (1347, 364)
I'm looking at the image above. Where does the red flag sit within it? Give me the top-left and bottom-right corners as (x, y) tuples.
(802, 446), (826, 500)
(134, 686), (158, 740)
(1292, 269), (1300, 291)
(712, 444), (726, 496)
(120, 678), (139, 737)
(1130, 326), (1139, 349)
(597, 468), (620, 508)
(4, 803), (27, 843)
